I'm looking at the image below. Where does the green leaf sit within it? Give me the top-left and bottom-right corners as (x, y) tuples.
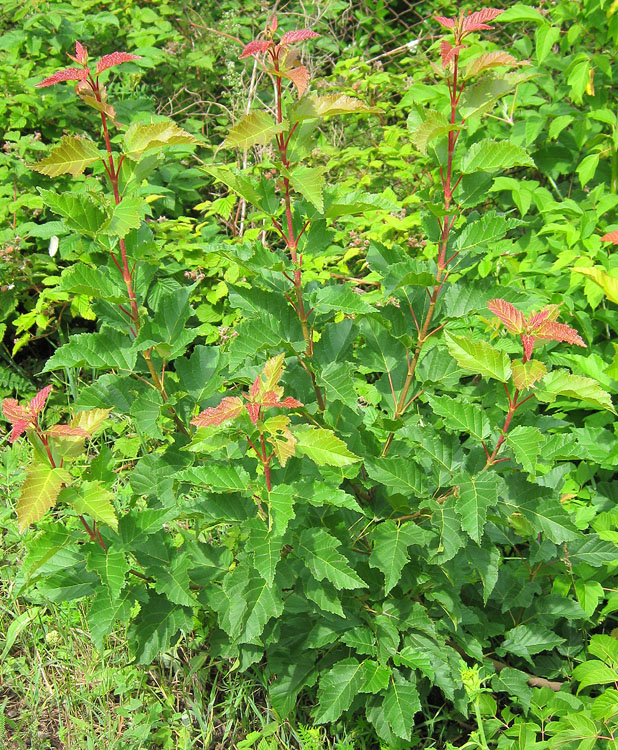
(86, 545), (128, 600)
(61, 480), (118, 531)
(359, 661), (391, 694)
(268, 486), (296, 536)
(455, 474), (501, 543)
(569, 536), (618, 567)
(459, 75), (517, 120)
(128, 592), (192, 664)
(43, 330), (137, 372)
(39, 189), (108, 237)
(588, 635), (618, 670)
(153, 554), (196, 607)
(31, 135), (101, 177)
(292, 94), (376, 120)
(503, 477), (580, 543)
(427, 395), (491, 441)
(511, 359), (547, 390)
(175, 464), (251, 492)
(573, 660), (618, 693)
(247, 519), (284, 587)
(102, 196), (149, 238)
(134, 286), (198, 359)
(314, 658), (365, 723)
(202, 165), (263, 207)
(122, 120), (198, 161)
(461, 139), (535, 173)
(56, 264), (126, 303)
(500, 624), (565, 662)
(383, 675), (421, 740)
(465, 546), (500, 604)
(294, 425), (360, 467)
(577, 153), (600, 187)
(316, 361), (358, 410)
(445, 333), (512, 382)
(575, 579), (604, 618)
(365, 457), (428, 498)
(302, 575), (344, 617)
(311, 284), (374, 314)
(87, 587), (136, 652)
(370, 520), (432, 594)
(455, 211), (523, 254)
(17, 463), (71, 531)
(507, 426), (544, 473)
(284, 165), (325, 212)
(323, 190), (398, 219)
(410, 109), (459, 155)
(298, 527), (366, 590)
(573, 266), (618, 305)
(228, 314), (286, 370)
(224, 111), (287, 150)
(536, 369), (615, 413)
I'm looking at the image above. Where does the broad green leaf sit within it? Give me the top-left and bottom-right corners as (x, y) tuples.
(573, 266), (618, 305)
(464, 51), (520, 79)
(455, 211), (523, 254)
(102, 197), (149, 238)
(536, 369), (615, 413)
(430, 501), (465, 563)
(359, 661), (391, 694)
(370, 520), (432, 594)
(175, 464), (250, 492)
(298, 527), (366, 590)
(128, 592), (192, 664)
(268, 486), (296, 536)
(294, 425), (360, 467)
(62, 480), (118, 531)
(247, 519), (284, 587)
(465, 546), (500, 604)
(86, 545), (128, 600)
(410, 109), (459, 155)
(31, 135), (101, 177)
(455, 474), (500, 543)
(153, 554), (196, 607)
(573, 660), (618, 693)
(575, 579), (604, 618)
(589, 635), (618, 669)
(284, 165), (325, 212)
(459, 75), (517, 120)
(591, 688), (618, 721)
(316, 361), (358, 410)
(202, 165), (263, 207)
(569, 536), (618, 567)
(311, 284), (374, 314)
(302, 575), (344, 617)
(503, 477), (579, 543)
(228, 314), (286, 370)
(507, 426), (544, 473)
(511, 359), (547, 390)
(17, 463), (71, 530)
(123, 120), (198, 161)
(324, 190), (398, 219)
(314, 658), (365, 723)
(383, 675), (421, 740)
(134, 286), (198, 359)
(461, 139), (535, 173)
(365, 457), (428, 498)
(57, 264), (125, 303)
(445, 333), (512, 382)
(224, 111), (287, 150)
(428, 395), (491, 441)
(43, 330), (137, 372)
(87, 587), (136, 652)
(577, 153), (600, 187)
(39, 189), (108, 236)
(292, 94), (375, 120)
(500, 624), (565, 663)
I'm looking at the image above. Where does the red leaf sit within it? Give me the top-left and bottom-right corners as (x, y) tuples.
(277, 396), (304, 408)
(441, 40), (466, 67)
(245, 403), (261, 425)
(435, 15), (456, 29)
(96, 52), (141, 75)
(249, 374), (261, 401)
(36, 67), (89, 88)
(74, 41), (88, 64)
(534, 320), (586, 348)
(239, 40), (273, 59)
(521, 334), (536, 361)
(268, 14), (278, 33)
(488, 299), (525, 334)
(46, 424), (89, 437)
(462, 8), (504, 32)
(30, 385), (53, 415)
(260, 391), (303, 409)
(284, 65), (310, 98)
(2, 398), (29, 425)
(191, 396), (244, 427)
(601, 230), (618, 244)
(279, 29), (320, 45)
(10, 419), (31, 444)
(526, 307), (553, 330)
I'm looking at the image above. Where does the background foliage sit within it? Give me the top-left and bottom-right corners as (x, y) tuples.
(2, 0), (618, 749)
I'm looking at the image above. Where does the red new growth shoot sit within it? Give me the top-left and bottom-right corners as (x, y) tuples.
(435, 8), (503, 43)
(488, 299), (586, 361)
(35, 42), (140, 88)
(2, 385), (53, 443)
(191, 354), (302, 428)
(601, 230), (618, 244)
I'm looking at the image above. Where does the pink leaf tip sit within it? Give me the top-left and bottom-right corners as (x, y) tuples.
(36, 67), (89, 88)
(96, 51), (141, 75)
(239, 40), (273, 59)
(279, 29), (321, 46)
(462, 8), (504, 32)
(601, 230), (618, 244)
(488, 299), (525, 334)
